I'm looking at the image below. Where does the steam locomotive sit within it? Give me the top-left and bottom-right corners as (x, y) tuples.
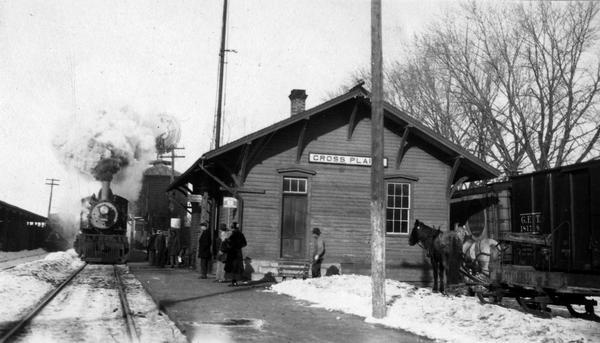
(74, 181), (129, 263)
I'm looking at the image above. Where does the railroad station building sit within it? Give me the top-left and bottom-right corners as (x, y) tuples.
(168, 85), (498, 281)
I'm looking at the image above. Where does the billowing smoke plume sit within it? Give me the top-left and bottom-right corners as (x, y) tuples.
(53, 107), (180, 201)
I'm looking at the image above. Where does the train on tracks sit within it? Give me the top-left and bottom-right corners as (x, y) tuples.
(74, 181), (129, 264)
(455, 159), (600, 321)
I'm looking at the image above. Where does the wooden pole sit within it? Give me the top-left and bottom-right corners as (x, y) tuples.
(215, 0), (228, 149)
(45, 178), (60, 218)
(370, 0), (386, 319)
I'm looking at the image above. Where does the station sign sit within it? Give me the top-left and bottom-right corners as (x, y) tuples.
(223, 197), (238, 209)
(188, 194), (203, 203)
(308, 152), (388, 167)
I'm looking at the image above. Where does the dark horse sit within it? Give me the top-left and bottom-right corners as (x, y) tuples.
(409, 219), (462, 293)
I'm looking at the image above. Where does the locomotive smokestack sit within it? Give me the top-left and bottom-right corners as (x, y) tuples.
(100, 181), (111, 201)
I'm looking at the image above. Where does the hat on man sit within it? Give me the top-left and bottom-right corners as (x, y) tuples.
(312, 227), (321, 235)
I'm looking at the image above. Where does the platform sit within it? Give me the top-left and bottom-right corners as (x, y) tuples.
(128, 262), (430, 343)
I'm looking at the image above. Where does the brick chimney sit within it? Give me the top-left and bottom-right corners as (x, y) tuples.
(289, 89), (307, 116)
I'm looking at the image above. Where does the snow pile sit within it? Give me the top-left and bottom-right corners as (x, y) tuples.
(270, 275), (600, 343)
(0, 249), (83, 322)
(0, 248), (47, 262)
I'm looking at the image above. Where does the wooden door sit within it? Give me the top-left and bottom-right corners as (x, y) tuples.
(281, 195), (307, 259)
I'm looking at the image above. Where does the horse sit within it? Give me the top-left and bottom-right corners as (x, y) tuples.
(455, 224), (501, 278)
(409, 219), (463, 294)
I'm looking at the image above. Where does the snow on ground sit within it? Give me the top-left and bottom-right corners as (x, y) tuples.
(0, 254), (185, 343)
(0, 250), (83, 323)
(270, 275), (600, 343)
(0, 248), (47, 262)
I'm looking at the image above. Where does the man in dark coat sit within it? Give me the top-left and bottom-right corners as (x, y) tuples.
(154, 230), (167, 268)
(167, 229), (181, 268)
(224, 222), (247, 286)
(311, 227), (325, 277)
(147, 230), (157, 265)
(197, 223), (212, 279)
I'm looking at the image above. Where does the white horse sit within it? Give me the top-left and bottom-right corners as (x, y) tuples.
(455, 222), (501, 278)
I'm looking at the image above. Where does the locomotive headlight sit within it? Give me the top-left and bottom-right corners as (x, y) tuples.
(99, 205), (109, 214)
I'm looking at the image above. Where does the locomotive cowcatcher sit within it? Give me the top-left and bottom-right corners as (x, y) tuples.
(74, 181), (129, 263)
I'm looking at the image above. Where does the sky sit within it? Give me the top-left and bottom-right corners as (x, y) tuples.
(0, 0), (448, 217)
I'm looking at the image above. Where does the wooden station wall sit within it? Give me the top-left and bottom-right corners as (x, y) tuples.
(230, 102), (452, 279)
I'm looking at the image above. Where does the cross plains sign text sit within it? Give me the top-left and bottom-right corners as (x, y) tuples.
(308, 153), (388, 167)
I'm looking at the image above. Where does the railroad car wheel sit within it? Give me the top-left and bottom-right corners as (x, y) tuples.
(566, 304), (600, 322)
(516, 296), (552, 318)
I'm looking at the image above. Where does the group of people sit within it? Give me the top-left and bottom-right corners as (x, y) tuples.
(148, 222), (326, 281)
(197, 221), (247, 286)
(147, 229), (184, 268)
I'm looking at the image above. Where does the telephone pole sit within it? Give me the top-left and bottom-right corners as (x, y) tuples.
(214, 0), (229, 149)
(370, 0), (386, 319)
(45, 178), (60, 218)
(159, 147), (186, 183)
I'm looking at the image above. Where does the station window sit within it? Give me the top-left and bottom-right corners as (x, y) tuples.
(283, 177), (307, 194)
(386, 182), (410, 234)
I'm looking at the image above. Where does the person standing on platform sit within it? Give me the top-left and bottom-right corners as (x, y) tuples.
(167, 229), (181, 268)
(147, 230), (157, 265)
(214, 224), (230, 282)
(155, 230), (167, 268)
(311, 227), (325, 277)
(197, 223), (212, 279)
(224, 222), (246, 286)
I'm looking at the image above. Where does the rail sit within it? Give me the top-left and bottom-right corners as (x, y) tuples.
(0, 262), (88, 343)
(114, 265), (140, 343)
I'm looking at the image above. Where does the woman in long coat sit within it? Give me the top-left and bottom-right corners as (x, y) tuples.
(224, 222), (247, 286)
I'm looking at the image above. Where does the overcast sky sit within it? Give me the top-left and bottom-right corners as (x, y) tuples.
(0, 0), (448, 217)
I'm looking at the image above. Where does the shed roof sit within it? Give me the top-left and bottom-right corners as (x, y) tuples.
(0, 200), (47, 221)
(169, 86), (499, 191)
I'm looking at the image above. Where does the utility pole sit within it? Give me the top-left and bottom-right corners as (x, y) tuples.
(159, 147), (185, 215)
(45, 178), (60, 218)
(159, 147), (186, 184)
(370, 0), (386, 319)
(214, 0), (229, 149)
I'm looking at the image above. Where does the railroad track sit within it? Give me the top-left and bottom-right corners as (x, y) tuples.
(0, 264), (140, 343)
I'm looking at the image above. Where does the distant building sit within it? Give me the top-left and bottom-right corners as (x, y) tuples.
(169, 85), (498, 281)
(0, 200), (47, 251)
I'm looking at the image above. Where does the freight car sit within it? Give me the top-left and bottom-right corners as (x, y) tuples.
(74, 181), (129, 263)
(476, 160), (600, 321)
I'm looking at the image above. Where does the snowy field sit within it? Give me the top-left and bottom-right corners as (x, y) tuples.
(270, 275), (600, 343)
(0, 250), (186, 343)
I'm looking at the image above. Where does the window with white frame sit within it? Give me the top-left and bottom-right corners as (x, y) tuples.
(283, 177), (307, 194)
(386, 182), (410, 234)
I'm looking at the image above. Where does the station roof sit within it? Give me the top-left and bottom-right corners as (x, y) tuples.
(0, 200), (47, 221)
(168, 85), (500, 191)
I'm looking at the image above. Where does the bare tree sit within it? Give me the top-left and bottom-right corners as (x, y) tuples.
(347, 1), (600, 174)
